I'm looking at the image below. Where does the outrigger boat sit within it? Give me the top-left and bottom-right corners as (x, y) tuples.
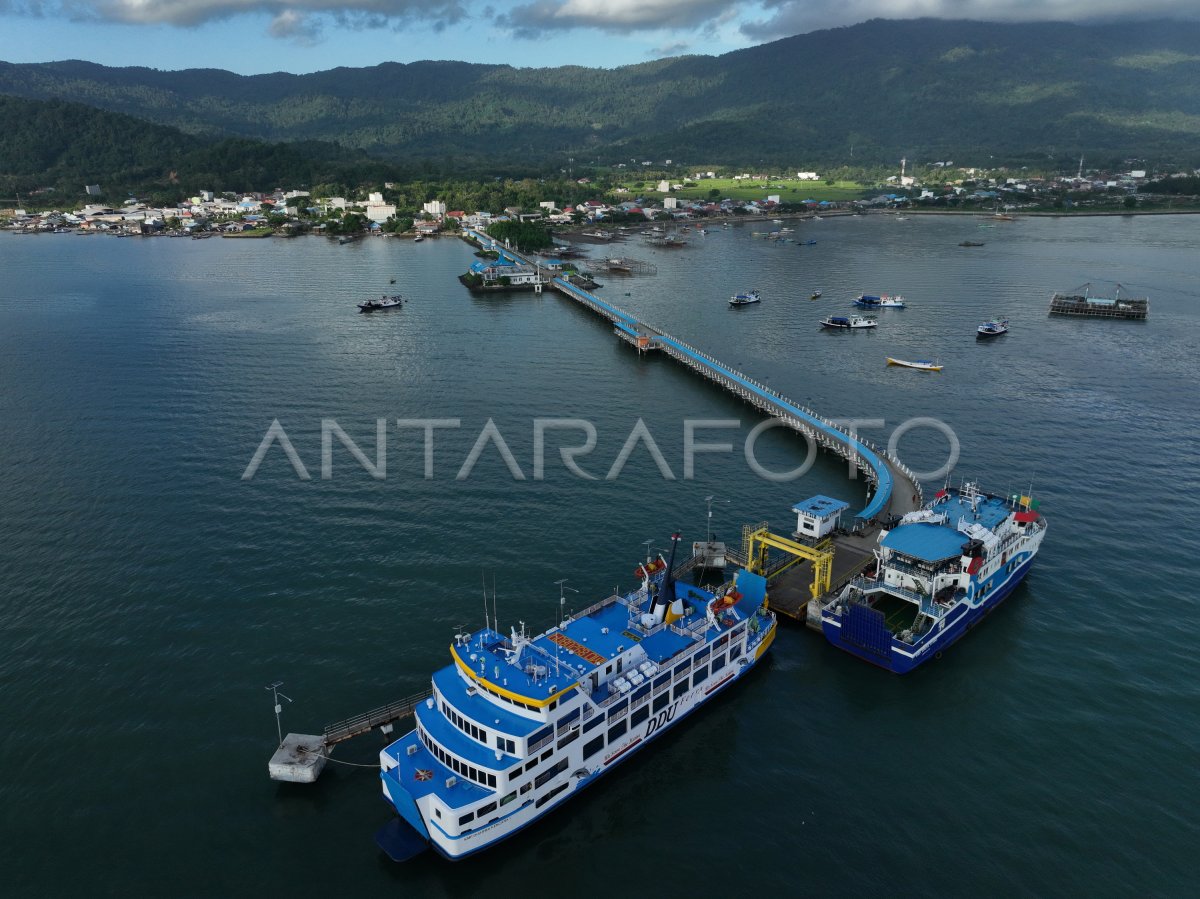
(358, 294), (403, 313)
(821, 315), (877, 330)
(976, 319), (1009, 339)
(887, 357), (942, 371)
(729, 290), (762, 307)
(377, 535), (777, 859)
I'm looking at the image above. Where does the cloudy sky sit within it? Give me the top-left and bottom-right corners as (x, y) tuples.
(0, 1), (1195, 73)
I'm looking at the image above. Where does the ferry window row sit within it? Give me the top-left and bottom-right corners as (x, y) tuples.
(418, 724), (498, 788)
(578, 708), (647, 762)
(511, 745), (553, 780)
(441, 700), (490, 747)
(535, 782), (570, 809)
(459, 798), (505, 829)
(533, 759), (568, 788)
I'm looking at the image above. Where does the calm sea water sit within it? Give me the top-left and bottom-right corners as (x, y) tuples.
(0, 216), (1196, 895)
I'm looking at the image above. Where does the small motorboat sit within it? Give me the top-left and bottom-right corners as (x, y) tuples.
(810, 290), (823, 300)
(800, 239), (817, 246)
(887, 357), (942, 371)
(821, 315), (877, 330)
(977, 318), (1009, 339)
(358, 294), (403, 313)
(730, 290), (762, 307)
(959, 241), (985, 247)
(413, 235), (425, 242)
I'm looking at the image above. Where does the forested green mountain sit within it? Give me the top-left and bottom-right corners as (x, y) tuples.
(3, 18), (1200, 169)
(0, 95), (400, 199)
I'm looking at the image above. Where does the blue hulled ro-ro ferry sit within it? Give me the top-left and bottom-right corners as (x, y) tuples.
(821, 482), (1046, 673)
(378, 535), (777, 859)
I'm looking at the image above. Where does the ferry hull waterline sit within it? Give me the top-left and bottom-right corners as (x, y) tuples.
(378, 536), (777, 860)
(820, 483), (1046, 673)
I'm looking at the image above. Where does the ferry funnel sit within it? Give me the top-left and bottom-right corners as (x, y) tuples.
(651, 533), (682, 623)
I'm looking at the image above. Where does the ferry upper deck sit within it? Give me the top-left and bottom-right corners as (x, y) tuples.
(449, 573), (768, 712)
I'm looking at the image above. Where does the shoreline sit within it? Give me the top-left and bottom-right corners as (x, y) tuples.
(550, 206), (1200, 241)
(5, 206), (1199, 241)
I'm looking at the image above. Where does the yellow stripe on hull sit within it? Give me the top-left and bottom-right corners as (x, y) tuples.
(754, 622), (778, 661)
(451, 646), (576, 708)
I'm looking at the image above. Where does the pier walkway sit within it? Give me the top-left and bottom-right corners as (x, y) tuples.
(464, 229), (922, 522)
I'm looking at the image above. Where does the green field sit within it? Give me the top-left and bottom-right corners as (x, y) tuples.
(618, 177), (870, 203)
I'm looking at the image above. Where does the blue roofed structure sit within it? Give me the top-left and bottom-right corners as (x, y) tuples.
(881, 522), (967, 563)
(793, 496), (849, 518)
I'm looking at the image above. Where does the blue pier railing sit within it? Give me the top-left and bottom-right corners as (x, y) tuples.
(460, 229), (918, 520)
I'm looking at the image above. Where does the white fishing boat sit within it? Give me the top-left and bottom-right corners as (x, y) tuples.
(358, 294), (404, 313)
(887, 357), (942, 371)
(976, 319), (1009, 339)
(821, 314), (876, 330)
(729, 290), (762, 307)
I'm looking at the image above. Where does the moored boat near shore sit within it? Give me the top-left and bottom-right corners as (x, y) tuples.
(855, 294), (906, 309)
(822, 314), (877, 329)
(977, 319), (1009, 339)
(887, 357), (942, 371)
(358, 294), (403, 312)
(729, 289), (762, 307)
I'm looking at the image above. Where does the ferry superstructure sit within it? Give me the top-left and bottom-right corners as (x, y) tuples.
(821, 483), (1046, 673)
(378, 536), (777, 859)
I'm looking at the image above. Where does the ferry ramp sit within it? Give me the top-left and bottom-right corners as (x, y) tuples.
(463, 229), (922, 523)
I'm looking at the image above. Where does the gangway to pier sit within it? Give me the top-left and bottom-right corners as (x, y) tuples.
(268, 689), (432, 783)
(322, 689), (433, 746)
(742, 524), (835, 603)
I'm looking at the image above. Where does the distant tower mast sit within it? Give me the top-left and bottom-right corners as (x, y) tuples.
(900, 157), (906, 181)
(1077, 155), (1084, 179)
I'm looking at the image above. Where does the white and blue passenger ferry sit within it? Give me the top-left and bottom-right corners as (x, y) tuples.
(821, 482), (1046, 673)
(378, 535), (777, 860)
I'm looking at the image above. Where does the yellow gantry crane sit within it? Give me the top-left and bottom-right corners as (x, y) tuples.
(742, 523), (836, 602)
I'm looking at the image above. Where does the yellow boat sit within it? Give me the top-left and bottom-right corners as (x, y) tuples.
(887, 357), (943, 372)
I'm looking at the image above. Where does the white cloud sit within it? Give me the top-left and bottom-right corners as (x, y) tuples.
(268, 8), (322, 42)
(1, 0), (469, 29)
(498, 0), (738, 36)
(2, 0), (1197, 43)
(741, 1), (1200, 41)
(649, 39), (692, 56)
